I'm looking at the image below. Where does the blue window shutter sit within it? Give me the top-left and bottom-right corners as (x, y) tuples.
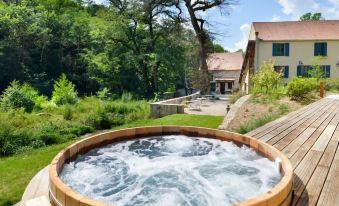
(314, 43), (318, 56)
(297, 65), (301, 76)
(284, 66), (289, 78)
(324, 43), (327, 56)
(272, 43), (276, 56)
(326, 65), (330, 78)
(285, 43), (289, 56)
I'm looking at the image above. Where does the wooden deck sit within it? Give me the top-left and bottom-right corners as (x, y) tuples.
(246, 96), (339, 206)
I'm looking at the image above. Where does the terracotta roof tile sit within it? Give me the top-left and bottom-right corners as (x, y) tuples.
(207, 52), (243, 71)
(253, 20), (339, 41)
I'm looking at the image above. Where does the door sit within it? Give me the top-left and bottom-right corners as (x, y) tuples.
(220, 82), (225, 94)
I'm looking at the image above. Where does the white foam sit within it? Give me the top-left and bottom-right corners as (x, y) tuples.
(60, 135), (282, 206)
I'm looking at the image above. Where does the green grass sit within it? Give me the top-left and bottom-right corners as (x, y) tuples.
(0, 114), (223, 206)
(235, 113), (281, 134)
(235, 104), (290, 134)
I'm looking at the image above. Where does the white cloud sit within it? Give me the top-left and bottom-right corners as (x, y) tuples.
(271, 16), (282, 22)
(277, 0), (339, 19)
(223, 23), (250, 52)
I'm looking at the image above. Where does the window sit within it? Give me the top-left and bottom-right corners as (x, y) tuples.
(314, 42), (327, 56)
(272, 43), (289, 56)
(297, 65), (330, 78)
(274, 66), (289, 78)
(227, 82), (233, 90)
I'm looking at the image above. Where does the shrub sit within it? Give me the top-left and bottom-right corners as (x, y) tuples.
(252, 61), (282, 95)
(235, 113), (281, 134)
(287, 77), (318, 99)
(0, 81), (36, 112)
(229, 91), (243, 104)
(97, 87), (111, 100)
(62, 105), (73, 120)
(121, 92), (133, 102)
(325, 79), (339, 91)
(52, 74), (78, 105)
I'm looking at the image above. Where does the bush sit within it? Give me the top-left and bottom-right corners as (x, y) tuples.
(0, 81), (37, 112)
(252, 61), (282, 95)
(287, 77), (318, 99)
(325, 79), (339, 91)
(52, 74), (78, 105)
(121, 92), (133, 102)
(62, 105), (73, 120)
(229, 91), (243, 104)
(96, 88), (111, 100)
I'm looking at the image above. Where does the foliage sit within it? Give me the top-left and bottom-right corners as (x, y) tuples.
(325, 78), (339, 91)
(96, 88), (111, 100)
(308, 57), (324, 80)
(229, 91), (243, 104)
(235, 104), (289, 134)
(0, 0), (193, 99)
(0, 96), (149, 157)
(51, 74), (78, 105)
(213, 44), (227, 53)
(0, 81), (41, 112)
(252, 61), (283, 95)
(300, 12), (324, 21)
(287, 77), (319, 99)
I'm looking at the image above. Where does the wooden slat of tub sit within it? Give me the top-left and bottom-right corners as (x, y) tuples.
(246, 99), (328, 138)
(253, 99), (330, 140)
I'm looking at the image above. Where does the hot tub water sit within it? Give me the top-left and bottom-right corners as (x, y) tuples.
(60, 135), (282, 206)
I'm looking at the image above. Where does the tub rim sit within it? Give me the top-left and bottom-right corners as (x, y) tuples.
(49, 126), (293, 206)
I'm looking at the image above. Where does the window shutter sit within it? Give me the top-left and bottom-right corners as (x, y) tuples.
(284, 66), (289, 78)
(285, 43), (289, 56)
(324, 43), (328, 56)
(297, 65), (301, 76)
(272, 43), (276, 56)
(326, 65), (330, 78)
(314, 43), (318, 56)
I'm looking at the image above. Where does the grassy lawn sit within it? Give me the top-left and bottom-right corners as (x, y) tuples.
(0, 114), (223, 206)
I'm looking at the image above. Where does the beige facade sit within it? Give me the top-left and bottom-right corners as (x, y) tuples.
(257, 40), (339, 82)
(211, 70), (241, 94)
(207, 52), (243, 94)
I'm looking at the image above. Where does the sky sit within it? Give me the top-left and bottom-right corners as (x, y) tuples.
(94, 0), (339, 52)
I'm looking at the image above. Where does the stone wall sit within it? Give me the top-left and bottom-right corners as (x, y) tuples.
(150, 91), (200, 118)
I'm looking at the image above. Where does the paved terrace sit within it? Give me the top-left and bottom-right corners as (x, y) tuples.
(246, 95), (339, 206)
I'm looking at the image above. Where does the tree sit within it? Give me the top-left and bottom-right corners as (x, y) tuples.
(300, 12), (324, 21)
(308, 57), (324, 80)
(213, 44), (227, 53)
(183, 0), (235, 93)
(252, 61), (282, 94)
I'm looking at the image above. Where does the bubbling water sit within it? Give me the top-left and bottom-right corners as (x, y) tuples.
(60, 135), (282, 206)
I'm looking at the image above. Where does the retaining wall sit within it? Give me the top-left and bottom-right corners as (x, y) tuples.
(150, 91), (200, 118)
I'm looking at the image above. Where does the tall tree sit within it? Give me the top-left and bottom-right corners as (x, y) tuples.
(183, 0), (235, 93)
(300, 12), (324, 21)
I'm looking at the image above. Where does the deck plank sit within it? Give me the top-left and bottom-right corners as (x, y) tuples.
(245, 97), (339, 206)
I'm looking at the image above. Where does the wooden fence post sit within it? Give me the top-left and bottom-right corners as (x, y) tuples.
(320, 81), (324, 98)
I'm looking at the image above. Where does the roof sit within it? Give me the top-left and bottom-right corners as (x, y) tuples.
(207, 52), (243, 71)
(252, 20), (339, 41)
